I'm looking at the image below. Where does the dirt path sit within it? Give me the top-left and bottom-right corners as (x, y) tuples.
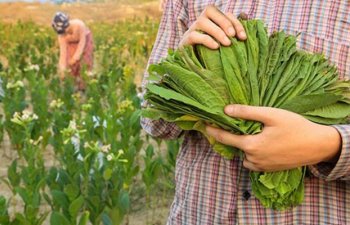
(0, 1), (162, 25)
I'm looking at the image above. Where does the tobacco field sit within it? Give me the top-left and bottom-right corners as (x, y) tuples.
(0, 18), (178, 225)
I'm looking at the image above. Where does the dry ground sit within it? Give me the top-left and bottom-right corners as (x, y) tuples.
(0, 1), (163, 25)
(0, 1), (172, 224)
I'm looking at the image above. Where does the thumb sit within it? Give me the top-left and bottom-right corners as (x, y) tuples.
(224, 104), (280, 125)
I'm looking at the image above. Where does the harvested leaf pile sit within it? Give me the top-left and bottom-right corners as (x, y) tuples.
(142, 19), (350, 210)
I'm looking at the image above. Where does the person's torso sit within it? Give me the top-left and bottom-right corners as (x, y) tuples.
(64, 19), (90, 43)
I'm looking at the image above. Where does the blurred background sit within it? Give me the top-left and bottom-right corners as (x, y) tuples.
(0, 0), (163, 25)
(0, 0), (177, 225)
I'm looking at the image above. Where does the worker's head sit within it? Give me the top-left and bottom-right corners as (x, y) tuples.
(52, 12), (69, 34)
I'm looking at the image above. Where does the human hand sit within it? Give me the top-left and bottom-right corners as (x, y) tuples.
(179, 5), (247, 49)
(68, 57), (78, 66)
(206, 105), (342, 172)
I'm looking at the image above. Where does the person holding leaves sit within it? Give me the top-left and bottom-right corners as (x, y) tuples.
(141, 1), (350, 224)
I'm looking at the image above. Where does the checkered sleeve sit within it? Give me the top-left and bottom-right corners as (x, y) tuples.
(309, 124), (350, 181)
(140, 0), (188, 139)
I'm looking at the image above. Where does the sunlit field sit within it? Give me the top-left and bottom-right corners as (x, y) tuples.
(0, 1), (177, 224)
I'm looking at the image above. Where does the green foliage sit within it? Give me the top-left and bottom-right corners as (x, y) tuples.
(0, 18), (178, 225)
(0, 196), (10, 225)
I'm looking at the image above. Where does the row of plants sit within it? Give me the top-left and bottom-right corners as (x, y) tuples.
(0, 19), (179, 225)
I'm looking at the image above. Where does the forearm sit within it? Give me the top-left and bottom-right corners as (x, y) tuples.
(73, 33), (86, 61)
(58, 57), (67, 71)
(141, 116), (183, 139)
(141, 0), (187, 138)
(309, 124), (350, 181)
(58, 37), (68, 71)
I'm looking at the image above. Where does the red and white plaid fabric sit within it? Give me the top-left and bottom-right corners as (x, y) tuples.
(141, 1), (350, 224)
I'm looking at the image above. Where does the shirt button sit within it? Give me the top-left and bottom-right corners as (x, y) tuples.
(243, 190), (251, 200)
(238, 12), (248, 20)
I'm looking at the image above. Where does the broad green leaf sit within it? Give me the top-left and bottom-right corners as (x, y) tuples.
(280, 94), (342, 113)
(175, 120), (197, 130)
(256, 20), (269, 105)
(8, 160), (20, 187)
(141, 108), (183, 121)
(304, 102), (350, 119)
(50, 211), (70, 225)
(261, 31), (287, 103)
(175, 115), (200, 122)
(304, 115), (347, 125)
(118, 191), (130, 213)
(69, 195), (84, 218)
(51, 190), (69, 209)
(103, 168), (113, 181)
(196, 44), (224, 78)
(14, 187), (29, 205)
(146, 84), (219, 114)
(243, 20), (260, 105)
(146, 84), (244, 132)
(179, 48), (231, 103)
(220, 45), (248, 104)
(78, 211), (90, 225)
(64, 184), (80, 202)
(154, 62), (226, 109)
(212, 143), (241, 159)
(102, 213), (113, 225)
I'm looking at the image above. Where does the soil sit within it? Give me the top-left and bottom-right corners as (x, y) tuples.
(0, 1), (163, 26)
(0, 1), (173, 224)
(0, 134), (172, 225)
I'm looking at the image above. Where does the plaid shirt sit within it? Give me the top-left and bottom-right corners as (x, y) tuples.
(141, 1), (350, 224)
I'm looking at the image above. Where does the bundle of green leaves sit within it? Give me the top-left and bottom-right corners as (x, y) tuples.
(142, 19), (350, 210)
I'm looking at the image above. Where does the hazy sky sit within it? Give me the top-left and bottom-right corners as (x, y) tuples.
(0, 0), (78, 2)
(0, 0), (50, 2)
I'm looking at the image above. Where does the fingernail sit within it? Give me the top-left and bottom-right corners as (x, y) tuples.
(224, 36), (231, 45)
(240, 31), (247, 39)
(212, 41), (220, 48)
(227, 27), (235, 36)
(225, 105), (235, 114)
